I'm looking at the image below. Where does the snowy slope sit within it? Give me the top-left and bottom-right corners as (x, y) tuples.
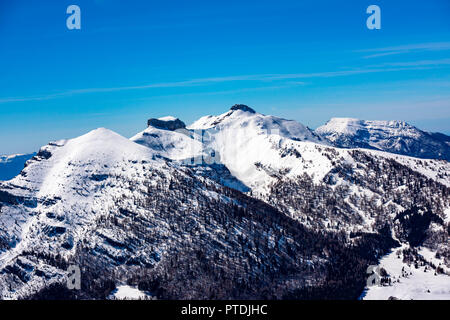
(362, 149), (450, 187)
(131, 105), (449, 232)
(108, 285), (154, 300)
(0, 105), (449, 300)
(2, 128), (157, 201)
(132, 105), (450, 200)
(1, 129), (365, 300)
(132, 105), (334, 193)
(187, 106), (449, 197)
(187, 104), (331, 193)
(131, 118), (204, 161)
(0, 128), (170, 298)
(316, 118), (450, 160)
(0, 153), (36, 181)
(189, 105), (323, 143)
(186, 106), (450, 240)
(364, 245), (450, 300)
(131, 118), (250, 192)
(0, 125), (342, 300)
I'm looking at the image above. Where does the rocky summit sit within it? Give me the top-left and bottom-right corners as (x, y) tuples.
(230, 104), (256, 114)
(147, 117), (186, 131)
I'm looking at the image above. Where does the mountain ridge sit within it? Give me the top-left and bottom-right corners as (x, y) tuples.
(315, 117), (450, 160)
(0, 104), (449, 300)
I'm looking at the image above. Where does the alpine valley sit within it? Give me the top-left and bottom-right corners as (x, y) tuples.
(0, 105), (449, 300)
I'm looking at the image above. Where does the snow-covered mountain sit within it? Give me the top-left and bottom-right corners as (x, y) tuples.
(0, 105), (449, 300)
(0, 126), (354, 299)
(132, 105), (329, 194)
(133, 105), (450, 300)
(0, 153), (36, 181)
(187, 104), (330, 193)
(316, 118), (450, 161)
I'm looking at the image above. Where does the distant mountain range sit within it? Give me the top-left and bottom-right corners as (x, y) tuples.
(0, 105), (448, 300)
(0, 153), (36, 181)
(316, 118), (450, 161)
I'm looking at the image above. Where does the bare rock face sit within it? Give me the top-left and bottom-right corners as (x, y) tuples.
(147, 118), (186, 131)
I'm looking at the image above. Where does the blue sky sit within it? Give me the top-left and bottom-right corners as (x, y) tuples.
(0, 0), (449, 154)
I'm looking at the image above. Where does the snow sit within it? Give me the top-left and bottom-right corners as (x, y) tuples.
(0, 128), (164, 292)
(316, 117), (450, 161)
(138, 107), (450, 199)
(158, 116), (177, 121)
(316, 118), (363, 136)
(365, 149), (450, 187)
(364, 245), (450, 300)
(189, 108), (323, 144)
(187, 107), (332, 193)
(316, 118), (420, 139)
(29, 128), (155, 197)
(189, 115), (216, 129)
(445, 208), (450, 224)
(131, 125), (204, 161)
(0, 106), (449, 299)
(108, 285), (153, 300)
(184, 106), (450, 235)
(132, 107), (336, 194)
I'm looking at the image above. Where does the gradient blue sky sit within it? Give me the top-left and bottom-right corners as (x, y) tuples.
(0, 0), (449, 154)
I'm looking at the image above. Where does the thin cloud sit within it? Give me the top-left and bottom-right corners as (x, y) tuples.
(0, 76), (259, 104)
(134, 84), (304, 101)
(363, 51), (409, 59)
(0, 65), (441, 104)
(358, 42), (450, 59)
(260, 66), (434, 80)
(376, 58), (450, 67)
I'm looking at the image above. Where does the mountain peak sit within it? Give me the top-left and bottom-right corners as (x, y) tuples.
(147, 117), (186, 131)
(230, 104), (256, 114)
(318, 118), (414, 135)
